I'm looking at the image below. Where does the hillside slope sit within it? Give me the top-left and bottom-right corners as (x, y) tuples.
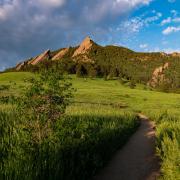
(9, 37), (180, 91)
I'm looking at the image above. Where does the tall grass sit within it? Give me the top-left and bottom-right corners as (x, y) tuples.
(0, 110), (139, 180)
(151, 112), (180, 180)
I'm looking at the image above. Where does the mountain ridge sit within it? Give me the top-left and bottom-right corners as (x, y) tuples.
(11, 36), (180, 91)
(15, 36), (180, 70)
(14, 37), (136, 70)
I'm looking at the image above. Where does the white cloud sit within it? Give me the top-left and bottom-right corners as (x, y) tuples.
(140, 43), (148, 48)
(153, 47), (160, 52)
(161, 17), (180, 26)
(84, 0), (152, 22)
(150, 47), (180, 53)
(163, 48), (180, 53)
(119, 17), (144, 33)
(0, 0), (66, 21)
(144, 12), (162, 23)
(118, 11), (162, 34)
(162, 26), (180, 35)
(0, 0), (19, 20)
(173, 17), (180, 23)
(36, 0), (65, 8)
(112, 0), (152, 12)
(0, 0), (152, 22)
(161, 17), (172, 25)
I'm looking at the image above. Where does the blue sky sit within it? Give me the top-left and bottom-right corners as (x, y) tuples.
(127, 0), (180, 52)
(0, 0), (180, 70)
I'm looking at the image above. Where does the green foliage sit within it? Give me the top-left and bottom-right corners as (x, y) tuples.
(16, 70), (73, 144)
(76, 63), (88, 77)
(151, 112), (180, 180)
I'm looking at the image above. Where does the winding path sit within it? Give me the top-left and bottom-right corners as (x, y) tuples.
(93, 114), (160, 180)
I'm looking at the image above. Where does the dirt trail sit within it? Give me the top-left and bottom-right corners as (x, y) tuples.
(93, 114), (160, 180)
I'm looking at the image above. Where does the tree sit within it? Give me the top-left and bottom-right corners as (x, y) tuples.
(17, 69), (73, 144)
(76, 64), (88, 77)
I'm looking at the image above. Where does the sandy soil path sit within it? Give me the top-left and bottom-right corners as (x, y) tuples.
(93, 114), (160, 180)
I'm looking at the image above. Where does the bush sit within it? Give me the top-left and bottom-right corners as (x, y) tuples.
(16, 69), (73, 144)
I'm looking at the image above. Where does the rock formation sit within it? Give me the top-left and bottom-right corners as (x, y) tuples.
(148, 62), (169, 87)
(52, 48), (69, 60)
(16, 62), (25, 71)
(160, 52), (167, 56)
(73, 36), (93, 57)
(30, 50), (50, 65)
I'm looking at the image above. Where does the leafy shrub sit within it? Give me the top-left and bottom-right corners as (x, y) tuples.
(17, 69), (73, 144)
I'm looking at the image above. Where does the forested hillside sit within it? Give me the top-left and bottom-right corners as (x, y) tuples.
(7, 37), (180, 92)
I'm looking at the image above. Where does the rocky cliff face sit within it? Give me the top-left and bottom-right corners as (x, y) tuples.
(16, 62), (26, 71)
(30, 50), (50, 65)
(72, 36), (93, 57)
(52, 48), (69, 60)
(15, 36), (96, 70)
(148, 62), (169, 87)
(16, 50), (50, 70)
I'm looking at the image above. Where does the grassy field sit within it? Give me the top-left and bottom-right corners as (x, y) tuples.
(69, 76), (180, 116)
(0, 72), (180, 179)
(1, 72), (179, 115)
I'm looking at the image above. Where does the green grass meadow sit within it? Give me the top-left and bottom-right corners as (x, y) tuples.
(0, 72), (179, 116)
(0, 72), (180, 179)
